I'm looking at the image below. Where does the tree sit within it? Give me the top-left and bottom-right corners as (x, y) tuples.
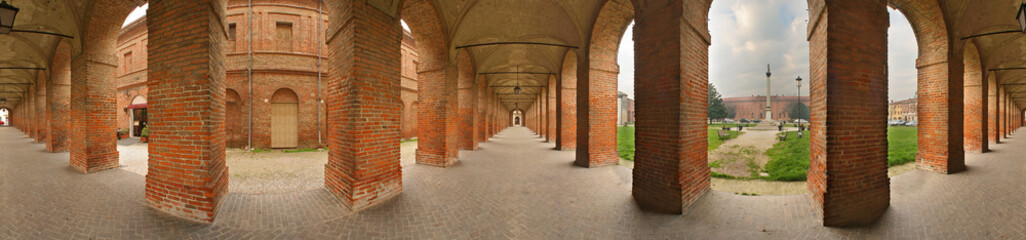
(708, 83), (728, 121)
(787, 102), (810, 121)
(726, 106), (736, 119)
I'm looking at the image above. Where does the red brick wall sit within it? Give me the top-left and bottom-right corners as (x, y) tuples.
(557, 51), (577, 150)
(806, 0), (890, 227)
(115, 1), (421, 148)
(576, 0), (631, 168)
(144, 0), (229, 223)
(547, 76), (557, 142)
(963, 43), (987, 153)
(723, 96), (810, 121)
(34, 72), (48, 143)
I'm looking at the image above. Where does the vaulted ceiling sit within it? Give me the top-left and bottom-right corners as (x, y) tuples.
(0, 0), (1024, 111)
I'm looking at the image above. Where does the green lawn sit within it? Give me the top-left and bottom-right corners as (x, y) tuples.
(763, 127), (918, 181)
(708, 128), (742, 151)
(617, 126), (742, 161)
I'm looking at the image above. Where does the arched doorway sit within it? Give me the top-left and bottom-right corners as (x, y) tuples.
(0, 108), (9, 126)
(128, 96), (147, 137)
(271, 88), (299, 148)
(226, 89), (245, 148)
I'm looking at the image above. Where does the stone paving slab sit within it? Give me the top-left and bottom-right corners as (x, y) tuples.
(1, 127), (1024, 239)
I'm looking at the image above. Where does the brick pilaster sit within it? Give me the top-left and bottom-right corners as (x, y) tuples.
(557, 53), (578, 150)
(47, 41), (72, 152)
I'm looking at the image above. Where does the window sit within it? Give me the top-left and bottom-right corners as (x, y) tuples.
(228, 23), (237, 41)
(276, 22), (293, 40)
(123, 52), (133, 74)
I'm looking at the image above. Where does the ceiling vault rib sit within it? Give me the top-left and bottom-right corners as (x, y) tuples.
(456, 42), (579, 49)
(960, 30), (1021, 40)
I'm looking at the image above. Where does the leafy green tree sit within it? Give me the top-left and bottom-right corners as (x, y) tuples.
(726, 106), (736, 119)
(787, 102), (810, 121)
(708, 84), (728, 121)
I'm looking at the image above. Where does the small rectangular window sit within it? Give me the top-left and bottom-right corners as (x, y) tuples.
(123, 52), (133, 74)
(228, 23), (237, 40)
(276, 22), (293, 40)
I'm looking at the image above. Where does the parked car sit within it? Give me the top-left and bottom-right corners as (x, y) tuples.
(752, 119), (762, 123)
(723, 118), (735, 123)
(739, 118), (750, 123)
(794, 119), (808, 124)
(889, 120), (907, 126)
(905, 121), (918, 127)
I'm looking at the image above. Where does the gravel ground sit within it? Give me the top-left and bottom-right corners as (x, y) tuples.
(116, 140), (420, 194)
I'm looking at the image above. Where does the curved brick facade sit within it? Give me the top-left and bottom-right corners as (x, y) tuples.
(724, 96), (811, 121)
(115, 1), (421, 149)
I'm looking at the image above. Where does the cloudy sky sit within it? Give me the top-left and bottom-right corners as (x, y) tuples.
(127, 3), (917, 101)
(617, 0), (918, 101)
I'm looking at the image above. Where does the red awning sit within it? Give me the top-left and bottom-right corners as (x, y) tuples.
(127, 103), (147, 109)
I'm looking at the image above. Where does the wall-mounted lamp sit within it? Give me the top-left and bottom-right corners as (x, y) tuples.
(1018, 3), (1026, 33)
(1, 98), (6, 105)
(0, 0), (18, 34)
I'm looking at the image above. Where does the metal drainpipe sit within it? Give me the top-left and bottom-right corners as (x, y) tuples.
(316, 0), (323, 147)
(247, 0), (254, 150)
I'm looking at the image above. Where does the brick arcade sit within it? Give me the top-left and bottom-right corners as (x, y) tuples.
(1, 0), (1025, 233)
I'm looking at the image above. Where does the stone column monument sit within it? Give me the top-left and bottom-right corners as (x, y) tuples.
(764, 64), (773, 121)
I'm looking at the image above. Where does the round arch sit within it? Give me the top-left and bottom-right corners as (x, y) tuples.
(270, 88), (299, 148)
(226, 89), (245, 148)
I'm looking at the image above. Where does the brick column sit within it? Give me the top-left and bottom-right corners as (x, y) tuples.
(547, 76), (557, 142)
(915, 45), (965, 173)
(415, 65), (459, 167)
(47, 42), (72, 152)
(35, 72), (47, 143)
(26, 85), (35, 140)
(323, 0), (403, 211)
(477, 76), (487, 144)
(962, 47), (987, 153)
(457, 53), (477, 150)
(631, 0), (710, 214)
(577, 0), (630, 168)
(988, 74), (999, 143)
(557, 53), (578, 150)
(998, 86), (1006, 140)
(144, 0), (228, 223)
(69, 54), (119, 173)
(806, 0), (890, 227)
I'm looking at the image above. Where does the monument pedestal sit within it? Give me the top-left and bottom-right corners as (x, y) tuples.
(749, 120), (779, 131)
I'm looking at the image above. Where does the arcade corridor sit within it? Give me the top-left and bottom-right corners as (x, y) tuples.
(0, 126), (1023, 238)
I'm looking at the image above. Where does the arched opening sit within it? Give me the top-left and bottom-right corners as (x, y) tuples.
(0, 108), (9, 126)
(128, 95), (147, 137)
(226, 89), (245, 148)
(270, 88), (299, 149)
(963, 42), (986, 153)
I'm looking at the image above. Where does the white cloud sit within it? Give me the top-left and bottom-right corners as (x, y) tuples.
(123, 4), (148, 28)
(888, 8), (918, 101)
(617, 22), (635, 98)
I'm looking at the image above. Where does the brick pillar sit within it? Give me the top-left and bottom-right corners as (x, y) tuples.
(557, 53), (578, 150)
(47, 41), (72, 152)
(35, 72), (47, 143)
(576, 0), (630, 168)
(69, 55), (119, 173)
(962, 46), (986, 153)
(547, 76), (557, 142)
(988, 74), (999, 143)
(631, 0), (711, 214)
(323, 0), (403, 211)
(998, 86), (1006, 140)
(26, 85), (35, 140)
(457, 53), (477, 150)
(144, 0), (228, 223)
(806, 0), (890, 227)
(915, 41), (965, 173)
(477, 76), (488, 143)
(415, 65), (459, 167)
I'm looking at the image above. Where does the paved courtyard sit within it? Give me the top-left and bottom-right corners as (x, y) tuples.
(0, 126), (1024, 239)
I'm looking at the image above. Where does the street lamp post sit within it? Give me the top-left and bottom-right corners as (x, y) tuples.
(796, 76), (803, 138)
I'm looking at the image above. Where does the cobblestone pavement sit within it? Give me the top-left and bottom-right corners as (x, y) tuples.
(1, 127), (1024, 239)
(114, 141), (419, 194)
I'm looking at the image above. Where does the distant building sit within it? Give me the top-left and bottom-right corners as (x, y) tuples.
(888, 98), (918, 122)
(617, 91), (635, 126)
(723, 96), (810, 121)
